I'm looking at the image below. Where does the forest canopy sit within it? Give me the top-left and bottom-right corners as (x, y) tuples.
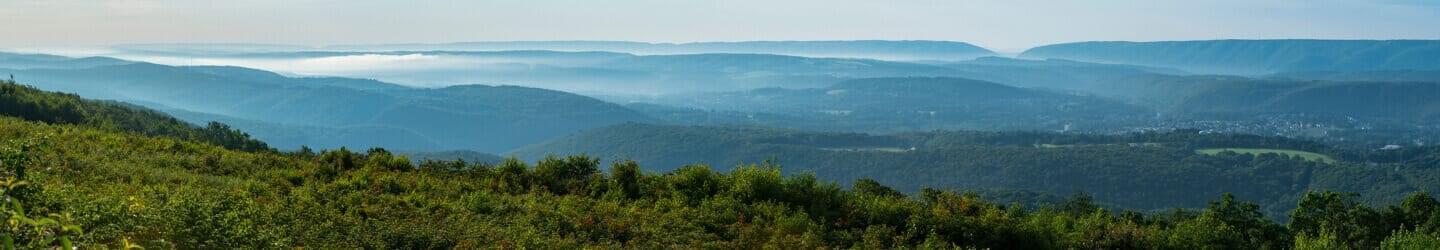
(0, 79), (1438, 248)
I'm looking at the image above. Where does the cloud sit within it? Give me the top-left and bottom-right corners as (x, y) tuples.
(296, 54), (442, 68)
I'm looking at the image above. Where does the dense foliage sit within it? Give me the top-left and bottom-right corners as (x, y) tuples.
(0, 80), (268, 152)
(4, 46), (1440, 247)
(0, 78), (1435, 248)
(1098, 74), (1440, 124)
(646, 77), (1148, 133)
(515, 123), (1440, 219)
(1, 116), (1438, 248)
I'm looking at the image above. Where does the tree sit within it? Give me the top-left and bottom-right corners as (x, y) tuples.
(852, 178), (903, 198)
(1385, 192), (1440, 233)
(493, 157), (530, 193)
(1202, 193), (1291, 249)
(533, 155), (600, 194)
(1289, 192), (1385, 248)
(610, 160), (642, 199)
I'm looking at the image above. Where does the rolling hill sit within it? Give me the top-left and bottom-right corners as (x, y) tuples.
(1268, 70), (1440, 82)
(7, 96), (1426, 248)
(1096, 74), (1440, 123)
(0, 79), (268, 151)
(1020, 40), (1440, 75)
(634, 77), (1151, 133)
(512, 123), (1438, 218)
(938, 56), (1188, 91)
(1, 60), (655, 152)
(318, 40), (998, 61)
(2, 69), (1437, 248)
(87, 49), (1184, 95)
(0, 52), (132, 70)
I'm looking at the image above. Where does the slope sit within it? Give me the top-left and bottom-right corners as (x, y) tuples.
(0, 79), (268, 151)
(1097, 74), (1440, 123)
(2, 60), (655, 152)
(638, 77), (1150, 132)
(512, 123), (1439, 218)
(1020, 39), (1440, 75)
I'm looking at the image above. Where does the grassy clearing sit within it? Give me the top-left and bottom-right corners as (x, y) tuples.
(1196, 148), (1336, 164)
(820, 147), (912, 153)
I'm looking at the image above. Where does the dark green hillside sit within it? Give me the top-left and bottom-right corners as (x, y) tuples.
(1021, 39), (1440, 75)
(642, 77), (1150, 132)
(9, 109), (1440, 248)
(4, 62), (655, 152)
(155, 108), (447, 151)
(0, 79), (267, 151)
(1100, 75), (1440, 123)
(940, 57), (1188, 91)
(513, 123), (1440, 219)
(1, 80), (1438, 248)
(1270, 70), (1440, 82)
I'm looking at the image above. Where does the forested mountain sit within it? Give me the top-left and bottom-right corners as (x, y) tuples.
(2, 61), (654, 152)
(106, 50), (1181, 95)
(1269, 70), (1440, 82)
(90, 48), (1184, 95)
(9, 51), (1437, 153)
(513, 123), (1440, 219)
(633, 77), (1150, 132)
(1021, 40), (1440, 75)
(100, 50), (988, 94)
(1, 87), (1437, 248)
(1096, 74), (1440, 123)
(0, 79), (268, 151)
(587, 54), (970, 92)
(938, 56), (1188, 90)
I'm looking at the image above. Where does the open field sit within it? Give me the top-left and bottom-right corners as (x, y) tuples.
(820, 147), (912, 153)
(1196, 148), (1336, 164)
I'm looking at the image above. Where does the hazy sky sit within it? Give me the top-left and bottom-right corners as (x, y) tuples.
(2, 0), (1438, 51)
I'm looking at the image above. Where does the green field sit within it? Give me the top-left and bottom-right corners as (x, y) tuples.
(1196, 148), (1336, 164)
(821, 147), (912, 153)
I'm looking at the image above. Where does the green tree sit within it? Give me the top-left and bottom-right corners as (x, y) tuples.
(532, 155), (600, 195)
(1289, 192), (1385, 248)
(610, 160), (642, 200)
(1202, 193), (1291, 249)
(852, 178), (903, 198)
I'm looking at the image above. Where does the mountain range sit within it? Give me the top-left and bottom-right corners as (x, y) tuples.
(0, 53), (653, 152)
(1021, 39), (1440, 75)
(110, 40), (996, 62)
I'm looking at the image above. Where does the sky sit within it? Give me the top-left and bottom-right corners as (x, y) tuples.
(1, 0), (1438, 52)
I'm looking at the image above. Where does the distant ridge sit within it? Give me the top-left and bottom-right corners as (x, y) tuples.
(0, 54), (656, 152)
(1020, 39), (1440, 75)
(319, 40), (997, 61)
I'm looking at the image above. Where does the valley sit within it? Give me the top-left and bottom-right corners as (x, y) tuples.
(3, 38), (1440, 248)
